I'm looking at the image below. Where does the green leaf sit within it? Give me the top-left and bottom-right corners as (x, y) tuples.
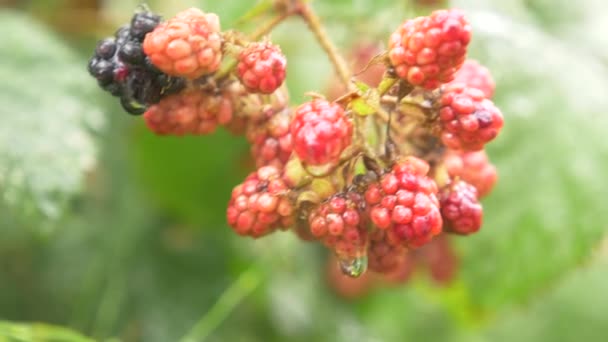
(0, 321), (93, 342)
(0, 11), (104, 226)
(456, 11), (608, 310)
(480, 241), (608, 341)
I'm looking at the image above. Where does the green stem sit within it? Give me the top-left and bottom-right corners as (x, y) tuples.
(179, 267), (262, 342)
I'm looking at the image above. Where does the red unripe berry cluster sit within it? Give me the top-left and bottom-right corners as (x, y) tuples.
(388, 9), (471, 89)
(143, 89), (232, 135)
(438, 83), (504, 150)
(451, 59), (495, 99)
(308, 192), (367, 259)
(367, 230), (408, 273)
(226, 166), (294, 237)
(247, 108), (293, 168)
(143, 8), (222, 79)
(444, 150), (497, 198)
(439, 181), (482, 235)
(290, 99), (353, 165)
(237, 42), (287, 94)
(365, 157), (442, 248)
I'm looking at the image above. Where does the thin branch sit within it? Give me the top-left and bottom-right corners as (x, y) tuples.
(296, 1), (352, 90)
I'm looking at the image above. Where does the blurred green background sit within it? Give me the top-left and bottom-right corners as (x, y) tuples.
(1, 0), (608, 341)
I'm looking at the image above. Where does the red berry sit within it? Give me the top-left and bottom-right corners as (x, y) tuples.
(237, 42), (287, 94)
(143, 89), (232, 135)
(226, 166), (294, 238)
(444, 150), (497, 198)
(246, 108), (293, 168)
(290, 99), (352, 165)
(143, 8), (222, 79)
(308, 192), (367, 259)
(367, 229), (408, 274)
(388, 9), (471, 89)
(365, 157), (442, 249)
(438, 83), (504, 150)
(439, 180), (482, 235)
(450, 59), (495, 98)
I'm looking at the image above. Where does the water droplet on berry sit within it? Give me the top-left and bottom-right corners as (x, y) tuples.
(338, 255), (368, 278)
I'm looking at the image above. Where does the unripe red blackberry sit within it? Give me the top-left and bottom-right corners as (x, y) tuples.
(290, 100), (352, 165)
(365, 157), (442, 248)
(237, 42), (287, 94)
(367, 230), (408, 274)
(437, 83), (504, 151)
(308, 191), (368, 260)
(143, 89), (232, 135)
(444, 150), (497, 198)
(143, 8), (222, 79)
(388, 9), (471, 89)
(88, 10), (185, 114)
(439, 180), (483, 235)
(450, 59), (495, 98)
(246, 109), (293, 168)
(226, 166), (295, 238)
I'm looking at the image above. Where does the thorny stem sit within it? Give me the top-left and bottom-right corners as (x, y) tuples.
(295, 1), (353, 91)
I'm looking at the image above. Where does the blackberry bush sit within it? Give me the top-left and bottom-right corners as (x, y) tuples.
(87, 2), (506, 281)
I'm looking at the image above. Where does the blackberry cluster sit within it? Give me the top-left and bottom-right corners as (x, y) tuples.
(86, 5), (508, 284)
(87, 11), (185, 114)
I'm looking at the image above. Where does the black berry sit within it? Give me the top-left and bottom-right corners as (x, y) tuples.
(130, 11), (161, 40)
(87, 10), (186, 114)
(95, 38), (117, 60)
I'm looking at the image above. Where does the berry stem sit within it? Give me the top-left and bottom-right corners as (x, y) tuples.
(295, 1), (352, 90)
(179, 267), (262, 342)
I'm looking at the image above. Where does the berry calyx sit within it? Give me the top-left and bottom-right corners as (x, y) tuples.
(450, 59), (495, 98)
(226, 166), (295, 238)
(290, 99), (352, 166)
(237, 42), (287, 94)
(439, 180), (482, 235)
(437, 83), (504, 151)
(444, 150), (497, 198)
(365, 157), (442, 248)
(143, 89), (232, 135)
(388, 9), (471, 89)
(308, 191), (368, 259)
(143, 8), (223, 79)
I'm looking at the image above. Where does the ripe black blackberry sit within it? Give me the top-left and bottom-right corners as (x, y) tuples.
(88, 10), (185, 115)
